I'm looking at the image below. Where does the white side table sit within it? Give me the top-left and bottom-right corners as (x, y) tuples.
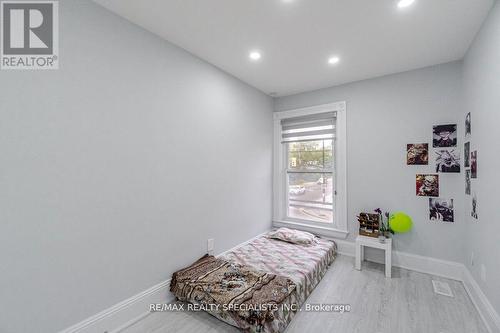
(355, 235), (392, 278)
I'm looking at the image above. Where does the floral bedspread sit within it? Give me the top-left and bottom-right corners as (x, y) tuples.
(222, 235), (337, 306)
(215, 233), (337, 332)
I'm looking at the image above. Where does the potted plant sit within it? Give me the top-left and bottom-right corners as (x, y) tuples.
(375, 209), (394, 243)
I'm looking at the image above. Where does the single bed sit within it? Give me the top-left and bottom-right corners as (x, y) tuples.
(171, 231), (337, 333)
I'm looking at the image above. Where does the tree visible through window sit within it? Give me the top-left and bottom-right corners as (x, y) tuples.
(281, 113), (335, 224)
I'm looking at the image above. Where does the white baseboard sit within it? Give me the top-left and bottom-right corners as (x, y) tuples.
(335, 238), (500, 333)
(391, 251), (464, 281)
(59, 230), (270, 333)
(59, 279), (172, 333)
(334, 239), (463, 280)
(333, 238), (356, 256)
(462, 268), (500, 333)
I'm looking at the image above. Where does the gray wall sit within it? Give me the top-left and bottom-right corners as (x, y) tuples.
(275, 62), (465, 263)
(462, 1), (500, 314)
(0, 1), (273, 332)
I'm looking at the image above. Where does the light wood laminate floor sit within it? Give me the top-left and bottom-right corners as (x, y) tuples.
(122, 255), (488, 333)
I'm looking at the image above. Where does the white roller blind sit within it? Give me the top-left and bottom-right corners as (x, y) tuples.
(281, 112), (336, 143)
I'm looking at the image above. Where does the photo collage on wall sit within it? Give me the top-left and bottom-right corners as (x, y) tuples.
(471, 193), (478, 219)
(433, 124), (460, 173)
(464, 112), (478, 219)
(464, 142), (470, 167)
(407, 114), (479, 222)
(465, 170), (471, 195)
(416, 174), (439, 197)
(407, 144), (429, 165)
(408, 123), (462, 223)
(433, 124), (457, 147)
(429, 198), (454, 223)
(471, 151), (478, 178)
(435, 149), (460, 173)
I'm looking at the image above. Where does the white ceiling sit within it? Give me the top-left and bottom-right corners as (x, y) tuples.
(93, 0), (494, 97)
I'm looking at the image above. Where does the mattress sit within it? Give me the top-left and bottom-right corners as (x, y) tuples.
(170, 232), (336, 333)
(215, 233), (337, 332)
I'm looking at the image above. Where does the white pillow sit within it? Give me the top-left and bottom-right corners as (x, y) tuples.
(268, 228), (317, 245)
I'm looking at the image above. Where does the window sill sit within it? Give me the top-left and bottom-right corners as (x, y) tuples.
(272, 219), (349, 239)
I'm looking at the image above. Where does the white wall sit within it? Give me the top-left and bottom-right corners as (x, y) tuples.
(0, 1), (273, 332)
(462, 0), (500, 314)
(274, 62), (465, 263)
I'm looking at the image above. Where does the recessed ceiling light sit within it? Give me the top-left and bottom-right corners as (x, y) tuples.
(328, 56), (340, 65)
(397, 0), (415, 9)
(249, 51), (261, 61)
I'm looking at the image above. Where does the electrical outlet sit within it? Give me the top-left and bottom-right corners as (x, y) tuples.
(470, 252), (474, 266)
(481, 264), (487, 282)
(207, 238), (214, 254)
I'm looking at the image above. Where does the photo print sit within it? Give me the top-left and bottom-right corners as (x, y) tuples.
(471, 193), (478, 219)
(435, 149), (460, 173)
(471, 151), (478, 178)
(416, 174), (439, 197)
(464, 142), (470, 167)
(433, 124), (457, 147)
(465, 112), (471, 137)
(407, 143), (429, 165)
(429, 198), (454, 223)
(465, 170), (471, 195)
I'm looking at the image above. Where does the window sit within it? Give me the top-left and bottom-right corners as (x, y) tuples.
(273, 102), (347, 239)
(283, 114), (335, 223)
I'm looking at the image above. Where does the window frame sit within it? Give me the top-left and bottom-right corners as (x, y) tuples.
(273, 102), (348, 239)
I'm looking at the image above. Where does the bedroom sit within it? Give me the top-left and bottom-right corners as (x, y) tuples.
(0, 0), (499, 332)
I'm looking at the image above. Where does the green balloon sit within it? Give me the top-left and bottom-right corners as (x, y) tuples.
(389, 212), (412, 233)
